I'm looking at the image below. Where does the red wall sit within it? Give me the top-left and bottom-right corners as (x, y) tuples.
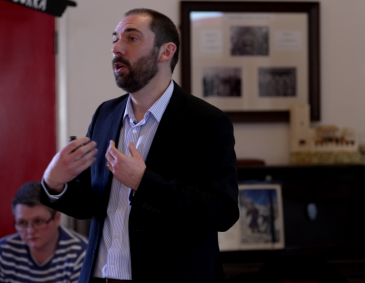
(0, 0), (56, 237)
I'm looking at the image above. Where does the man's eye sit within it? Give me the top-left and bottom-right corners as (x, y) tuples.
(130, 37), (137, 41)
(18, 221), (27, 227)
(112, 38), (118, 44)
(34, 219), (45, 225)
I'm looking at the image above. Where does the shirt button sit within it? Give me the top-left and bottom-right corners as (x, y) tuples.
(111, 262), (115, 266)
(119, 207), (124, 212)
(133, 129), (137, 134)
(115, 235), (119, 239)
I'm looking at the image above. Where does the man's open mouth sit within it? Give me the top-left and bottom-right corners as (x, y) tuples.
(114, 62), (126, 73)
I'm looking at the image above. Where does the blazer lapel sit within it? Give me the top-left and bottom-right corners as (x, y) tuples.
(145, 82), (186, 169)
(102, 97), (128, 192)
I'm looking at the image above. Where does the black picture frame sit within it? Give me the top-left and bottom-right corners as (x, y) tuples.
(180, 1), (320, 122)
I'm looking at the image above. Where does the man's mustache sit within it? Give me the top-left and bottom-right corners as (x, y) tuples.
(112, 56), (131, 69)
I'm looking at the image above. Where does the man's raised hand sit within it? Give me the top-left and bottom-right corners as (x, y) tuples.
(43, 137), (98, 193)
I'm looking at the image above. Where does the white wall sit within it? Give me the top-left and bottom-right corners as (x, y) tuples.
(57, 0), (365, 165)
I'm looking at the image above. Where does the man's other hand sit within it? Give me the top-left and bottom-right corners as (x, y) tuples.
(43, 137), (98, 193)
(105, 140), (146, 191)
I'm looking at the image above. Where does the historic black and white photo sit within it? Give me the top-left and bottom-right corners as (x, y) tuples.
(185, 2), (318, 119)
(258, 67), (297, 97)
(202, 67), (242, 97)
(230, 26), (269, 56)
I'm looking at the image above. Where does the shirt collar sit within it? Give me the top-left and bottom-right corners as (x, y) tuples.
(123, 80), (174, 123)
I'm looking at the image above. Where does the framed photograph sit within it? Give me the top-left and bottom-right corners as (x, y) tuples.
(218, 184), (285, 251)
(180, 2), (320, 122)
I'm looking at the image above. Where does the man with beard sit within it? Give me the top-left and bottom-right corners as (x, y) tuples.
(40, 8), (239, 283)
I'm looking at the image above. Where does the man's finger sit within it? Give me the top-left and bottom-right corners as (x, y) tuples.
(63, 137), (91, 155)
(74, 147), (98, 166)
(105, 150), (114, 163)
(108, 140), (119, 159)
(109, 140), (116, 149)
(129, 141), (141, 157)
(70, 140), (97, 161)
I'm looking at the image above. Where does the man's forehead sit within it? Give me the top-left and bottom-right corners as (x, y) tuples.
(115, 14), (152, 34)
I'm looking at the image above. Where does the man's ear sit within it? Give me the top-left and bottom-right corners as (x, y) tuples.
(158, 42), (177, 63)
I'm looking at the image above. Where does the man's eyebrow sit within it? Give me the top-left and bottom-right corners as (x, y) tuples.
(124, 28), (143, 34)
(112, 28), (143, 36)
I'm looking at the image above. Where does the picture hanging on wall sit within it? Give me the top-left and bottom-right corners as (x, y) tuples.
(218, 184), (285, 251)
(180, 1), (320, 122)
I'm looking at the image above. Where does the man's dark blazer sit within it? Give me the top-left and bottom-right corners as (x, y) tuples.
(41, 82), (239, 283)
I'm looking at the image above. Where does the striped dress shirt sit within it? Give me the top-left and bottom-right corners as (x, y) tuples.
(92, 81), (174, 279)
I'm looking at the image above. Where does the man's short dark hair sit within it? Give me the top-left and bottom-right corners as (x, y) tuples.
(125, 8), (180, 73)
(11, 181), (56, 217)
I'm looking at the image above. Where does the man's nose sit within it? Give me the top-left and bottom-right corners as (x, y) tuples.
(26, 223), (36, 233)
(112, 40), (125, 56)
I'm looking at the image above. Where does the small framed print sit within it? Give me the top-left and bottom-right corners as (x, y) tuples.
(218, 184), (285, 251)
(180, 1), (320, 122)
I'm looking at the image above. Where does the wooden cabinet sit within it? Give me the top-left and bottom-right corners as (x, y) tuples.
(222, 165), (365, 282)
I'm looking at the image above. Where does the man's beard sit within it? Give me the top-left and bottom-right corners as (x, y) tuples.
(113, 47), (159, 93)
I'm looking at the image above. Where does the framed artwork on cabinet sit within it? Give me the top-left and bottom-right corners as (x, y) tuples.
(219, 183), (285, 251)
